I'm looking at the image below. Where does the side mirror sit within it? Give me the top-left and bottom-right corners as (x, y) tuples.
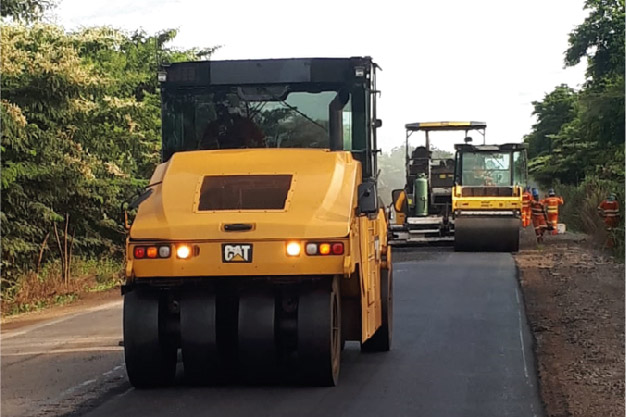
(373, 119), (383, 128)
(391, 188), (408, 214)
(358, 180), (378, 214)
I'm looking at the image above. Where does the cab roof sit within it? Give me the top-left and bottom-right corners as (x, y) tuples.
(160, 57), (375, 88)
(454, 143), (527, 152)
(405, 121), (487, 132)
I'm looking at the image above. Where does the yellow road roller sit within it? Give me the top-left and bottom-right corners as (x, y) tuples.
(122, 57), (392, 388)
(452, 142), (528, 252)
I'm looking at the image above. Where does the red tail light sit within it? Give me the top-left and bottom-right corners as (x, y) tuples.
(134, 247), (145, 259)
(304, 242), (345, 256)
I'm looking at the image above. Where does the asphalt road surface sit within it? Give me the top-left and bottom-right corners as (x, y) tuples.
(1, 250), (544, 417)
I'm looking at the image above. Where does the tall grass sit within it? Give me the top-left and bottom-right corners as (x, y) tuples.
(1, 257), (123, 316)
(554, 176), (624, 258)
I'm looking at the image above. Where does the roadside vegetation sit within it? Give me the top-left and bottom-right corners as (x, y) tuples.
(524, 0), (625, 257)
(0, 1), (216, 315)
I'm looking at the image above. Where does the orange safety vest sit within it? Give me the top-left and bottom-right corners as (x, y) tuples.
(542, 196), (563, 214)
(531, 200), (547, 227)
(598, 200), (620, 227)
(521, 192), (532, 227)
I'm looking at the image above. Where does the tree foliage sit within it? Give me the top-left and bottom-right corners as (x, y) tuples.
(1, 23), (213, 282)
(524, 0), (624, 253)
(0, 0), (55, 23)
(525, 0), (625, 188)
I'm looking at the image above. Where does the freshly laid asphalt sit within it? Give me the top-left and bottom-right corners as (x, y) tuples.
(1, 249), (543, 417)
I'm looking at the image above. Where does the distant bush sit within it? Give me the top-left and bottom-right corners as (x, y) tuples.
(555, 176), (624, 258)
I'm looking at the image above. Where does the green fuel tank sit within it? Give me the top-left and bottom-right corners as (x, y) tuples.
(414, 174), (428, 217)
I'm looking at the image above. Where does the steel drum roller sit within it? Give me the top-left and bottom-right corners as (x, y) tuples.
(454, 216), (520, 252)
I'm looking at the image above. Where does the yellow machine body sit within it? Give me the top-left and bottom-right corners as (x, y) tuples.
(122, 57), (390, 388)
(452, 185), (523, 211)
(451, 142), (527, 252)
(126, 148), (388, 342)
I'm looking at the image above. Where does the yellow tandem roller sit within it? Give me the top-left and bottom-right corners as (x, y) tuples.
(451, 142), (527, 253)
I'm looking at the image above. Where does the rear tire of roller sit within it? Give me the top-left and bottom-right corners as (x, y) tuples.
(298, 276), (341, 386)
(123, 288), (177, 388)
(238, 287), (278, 383)
(180, 288), (218, 385)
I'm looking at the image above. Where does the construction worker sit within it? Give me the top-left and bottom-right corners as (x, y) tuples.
(597, 193), (620, 247)
(541, 188), (564, 235)
(530, 188), (551, 243)
(521, 186), (532, 227)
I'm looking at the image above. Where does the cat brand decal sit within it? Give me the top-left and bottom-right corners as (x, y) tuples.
(222, 244), (253, 263)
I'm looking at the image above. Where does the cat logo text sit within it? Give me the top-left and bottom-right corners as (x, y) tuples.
(222, 244), (253, 263)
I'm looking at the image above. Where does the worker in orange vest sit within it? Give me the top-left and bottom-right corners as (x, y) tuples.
(521, 186), (532, 227)
(597, 193), (620, 247)
(541, 189), (564, 235)
(531, 188), (551, 243)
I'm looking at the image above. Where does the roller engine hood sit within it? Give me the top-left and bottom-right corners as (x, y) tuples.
(130, 149), (360, 241)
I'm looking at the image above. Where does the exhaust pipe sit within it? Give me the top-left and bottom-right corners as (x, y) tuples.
(329, 90), (350, 151)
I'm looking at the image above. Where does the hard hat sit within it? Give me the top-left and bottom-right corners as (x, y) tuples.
(548, 189), (555, 197)
(532, 188), (539, 199)
(524, 186), (531, 192)
(608, 193), (616, 201)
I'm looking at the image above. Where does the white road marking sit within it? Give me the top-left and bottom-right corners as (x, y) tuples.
(57, 363), (125, 400)
(5, 335), (120, 348)
(60, 378), (98, 397)
(1, 300), (122, 340)
(515, 286), (529, 380)
(2, 346), (123, 357)
(102, 365), (124, 377)
(516, 273), (538, 417)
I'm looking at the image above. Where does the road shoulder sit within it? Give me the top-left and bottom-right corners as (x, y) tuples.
(1, 288), (121, 333)
(515, 232), (625, 417)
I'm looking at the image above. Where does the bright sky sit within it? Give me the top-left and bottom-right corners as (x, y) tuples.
(52, 0), (588, 153)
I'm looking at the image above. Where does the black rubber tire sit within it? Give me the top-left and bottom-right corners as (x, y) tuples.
(298, 276), (341, 386)
(123, 288), (177, 388)
(180, 288), (218, 385)
(238, 287), (277, 383)
(361, 265), (393, 352)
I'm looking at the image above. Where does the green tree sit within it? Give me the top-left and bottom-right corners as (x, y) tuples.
(565, 0), (625, 82)
(1, 23), (214, 283)
(1, 0), (55, 22)
(524, 85), (578, 160)
(523, 0), (624, 254)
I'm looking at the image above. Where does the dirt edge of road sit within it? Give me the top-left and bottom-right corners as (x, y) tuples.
(515, 230), (625, 417)
(1, 287), (121, 332)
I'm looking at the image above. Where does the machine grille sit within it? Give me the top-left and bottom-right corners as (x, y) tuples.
(198, 175), (292, 210)
(461, 186), (514, 197)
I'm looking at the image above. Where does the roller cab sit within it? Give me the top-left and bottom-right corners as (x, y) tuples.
(452, 142), (528, 252)
(122, 57), (392, 388)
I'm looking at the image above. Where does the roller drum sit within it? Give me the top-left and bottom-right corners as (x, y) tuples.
(454, 216), (520, 252)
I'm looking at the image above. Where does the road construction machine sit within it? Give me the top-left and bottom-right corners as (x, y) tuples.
(452, 142), (528, 252)
(388, 121), (486, 245)
(122, 57), (392, 388)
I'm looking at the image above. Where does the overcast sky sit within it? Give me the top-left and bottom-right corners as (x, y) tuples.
(51, 0), (588, 152)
